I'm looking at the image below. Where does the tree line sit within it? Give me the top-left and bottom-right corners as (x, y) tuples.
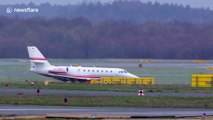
(0, 17), (213, 59)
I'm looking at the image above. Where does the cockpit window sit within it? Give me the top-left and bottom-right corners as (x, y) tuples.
(118, 70), (127, 73)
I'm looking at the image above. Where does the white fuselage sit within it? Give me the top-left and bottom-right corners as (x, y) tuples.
(32, 65), (139, 81)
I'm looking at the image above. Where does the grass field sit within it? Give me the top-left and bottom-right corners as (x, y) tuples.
(126, 67), (206, 84)
(1, 94), (213, 108)
(0, 59), (212, 110)
(0, 59), (212, 109)
(1, 82), (213, 93)
(0, 59), (210, 84)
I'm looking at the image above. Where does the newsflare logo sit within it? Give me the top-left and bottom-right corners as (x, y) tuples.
(6, 7), (13, 13)
(6, 7), (39, 14)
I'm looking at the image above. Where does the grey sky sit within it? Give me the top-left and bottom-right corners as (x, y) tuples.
(0, 0), (212, 10)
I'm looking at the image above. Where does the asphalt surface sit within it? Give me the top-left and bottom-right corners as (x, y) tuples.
(0, 88), (213, 117)
(0, 88), (213, 97)
(0, 105), (213, 117)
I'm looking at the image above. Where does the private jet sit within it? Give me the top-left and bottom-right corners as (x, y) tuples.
(27, 46), (139, 82)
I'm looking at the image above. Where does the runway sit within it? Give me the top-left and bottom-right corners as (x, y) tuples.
(0, 104), (213, 117)
(0, 88), (212, 97)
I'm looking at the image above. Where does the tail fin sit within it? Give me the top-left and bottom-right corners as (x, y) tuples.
(27, 46), (51, 71)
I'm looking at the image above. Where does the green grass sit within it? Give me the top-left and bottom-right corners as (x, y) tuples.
(1, 82), (213, 93)
(1, 94), (213, 108)
(0, 59), (209, 84)
(0, 65), (207, 84)
(126, 67), (206, 84)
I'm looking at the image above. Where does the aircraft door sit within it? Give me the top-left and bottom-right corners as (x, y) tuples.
(66, 67), (69, 72)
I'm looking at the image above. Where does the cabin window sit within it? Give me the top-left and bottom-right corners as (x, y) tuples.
(83, 70), (86, 72)
(92, 70), (94, 72)
(101, 70), (103, 72)
(97, 70), (99, 72)
(110, 70), (112, 73)
(88, 70), (90, 72)
(106, 70), (108, 72)
(66, 67), (69, 72)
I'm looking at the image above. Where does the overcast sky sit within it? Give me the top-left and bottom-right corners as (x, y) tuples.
(0, 0), (213, 10)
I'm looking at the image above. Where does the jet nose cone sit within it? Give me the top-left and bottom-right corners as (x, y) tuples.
(128, 73), (139, 78)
